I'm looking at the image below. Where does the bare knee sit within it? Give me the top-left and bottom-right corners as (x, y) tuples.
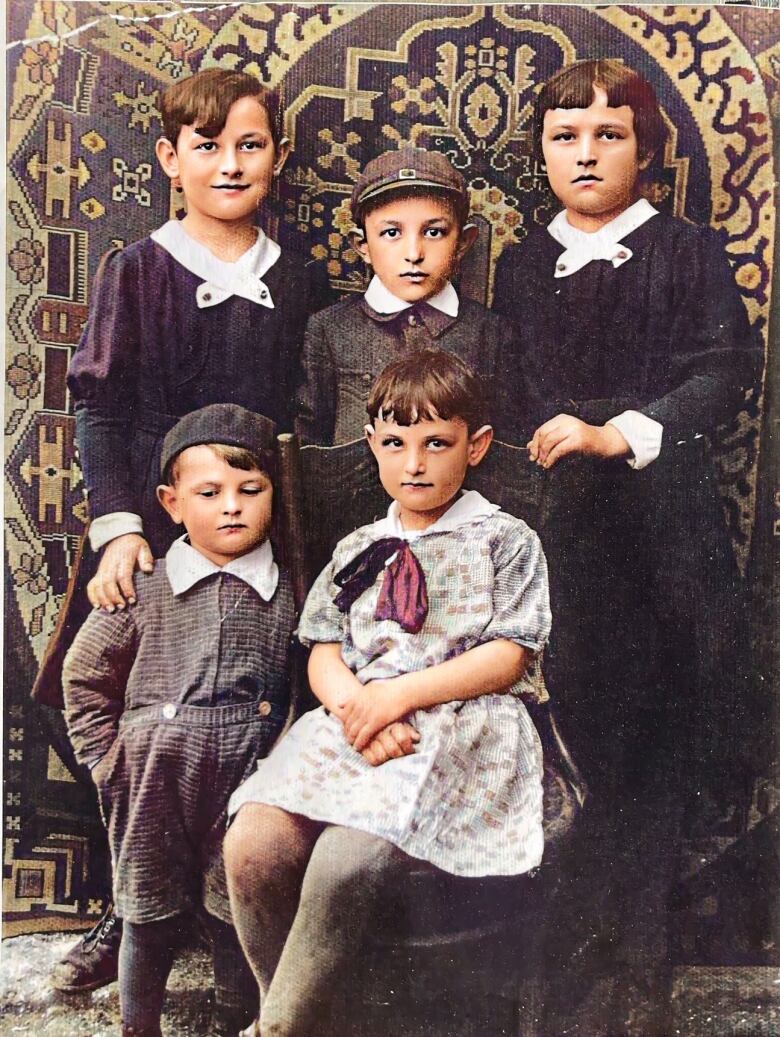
(224, 804), (281, 896)
(224, 805), (318, 899)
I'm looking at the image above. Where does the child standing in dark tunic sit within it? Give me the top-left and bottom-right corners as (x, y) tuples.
(492, 59), (762, 1025)
(64, 404), (294, 1037)
(68, 68), (327, 612)
(46, 68), (327, 996)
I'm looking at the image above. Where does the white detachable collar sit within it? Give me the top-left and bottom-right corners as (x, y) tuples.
(166, 535), (279, 600)
(151, 220), (280, 309)
(376, 489), (500, 541)
(547, 198), (658, 278)
(363, 275), (460, 317)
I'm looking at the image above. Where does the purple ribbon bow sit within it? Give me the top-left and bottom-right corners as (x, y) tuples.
(333, 537), (428, 634)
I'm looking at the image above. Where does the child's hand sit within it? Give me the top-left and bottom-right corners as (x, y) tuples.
(361, 721), (420, 767)
(88, 534), (154, 611)
(527, 415), (630, 469)
(338, 680), (409, 752)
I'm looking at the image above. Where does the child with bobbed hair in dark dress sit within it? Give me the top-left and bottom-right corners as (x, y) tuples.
(492, 58), (762, 1023)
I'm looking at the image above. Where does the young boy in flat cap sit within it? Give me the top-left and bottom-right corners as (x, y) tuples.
(296, 146), (518, 445)
(63, 404), (294, 1037)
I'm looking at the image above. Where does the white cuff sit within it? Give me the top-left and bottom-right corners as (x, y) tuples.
(607, 411), (663, 470)
(89, 512), (144, 551)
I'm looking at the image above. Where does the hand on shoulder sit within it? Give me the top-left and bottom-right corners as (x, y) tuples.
(88, 534), (154, 612)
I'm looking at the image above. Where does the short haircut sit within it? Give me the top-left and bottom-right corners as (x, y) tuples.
(356, 184), (470, 231)
(160, 68), (282, 150)
(165, 443), (274, 487)
(535, 59), (666, 165)
(367, 349), (488, 433)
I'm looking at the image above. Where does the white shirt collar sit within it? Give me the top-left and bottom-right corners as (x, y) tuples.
(166, 534), (279, 600)
(151, 220), (280, 309)
(374, 489), (499, 541)
(363, 275), (460, 317)
(547, 198), (658, 278)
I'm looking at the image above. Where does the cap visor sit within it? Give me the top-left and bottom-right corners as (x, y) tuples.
(357, 178), (462, 206)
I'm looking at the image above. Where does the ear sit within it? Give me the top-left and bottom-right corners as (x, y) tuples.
(364, 423), (377, 456)
(456, 223), (479, 262)
(466, 424), (494, 468)
(156, 484), (183, 525)
(155, 137), (180, 181)
(351, 229), (370, 265)
(273, 137), (291, 176)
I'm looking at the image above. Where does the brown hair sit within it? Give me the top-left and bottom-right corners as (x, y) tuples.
(165, 443), (275, 486)
(367, 349), (488, 433)
(356, 185), (470, 231)
(160, 68), (282, 150)
(535, 59), (666, 165)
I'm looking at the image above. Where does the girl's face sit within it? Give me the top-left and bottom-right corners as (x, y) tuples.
(155, 96), (288, 232)
(366, 413), (492, 530)
(541, 85), (650, 232)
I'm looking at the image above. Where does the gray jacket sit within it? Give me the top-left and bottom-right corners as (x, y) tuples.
(295, 294), (520, 445)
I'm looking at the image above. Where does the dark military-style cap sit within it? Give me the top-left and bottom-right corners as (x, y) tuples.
(160, 404), (277, 477)
(351, 147), (468, 218)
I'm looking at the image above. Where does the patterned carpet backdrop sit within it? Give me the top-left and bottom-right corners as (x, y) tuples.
(4, 2), (778, 934)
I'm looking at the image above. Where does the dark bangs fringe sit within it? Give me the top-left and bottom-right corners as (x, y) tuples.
(367, 350), (488, 432)
(535, 59), (667, 161)
(161, 69), (281, 148)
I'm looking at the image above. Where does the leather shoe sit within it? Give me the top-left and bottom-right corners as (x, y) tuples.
(51, 904), (122, 993)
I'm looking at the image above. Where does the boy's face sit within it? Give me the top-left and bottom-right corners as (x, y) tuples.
(355, 195), (475, 304)
(541, 85), (650, 231)
(155, 96), (287, 228)
(157, 446), (272, 567)
(366, 414), (492, 530)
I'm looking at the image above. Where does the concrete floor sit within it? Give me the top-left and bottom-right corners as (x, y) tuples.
(2, 933), (779, 1036)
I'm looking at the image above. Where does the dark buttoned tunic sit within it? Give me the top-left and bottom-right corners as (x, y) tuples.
(68, 237), (329, 555)
(492, 212), (763, 805)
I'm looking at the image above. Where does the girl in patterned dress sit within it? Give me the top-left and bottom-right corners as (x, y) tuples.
(225, 349), (551, 1037)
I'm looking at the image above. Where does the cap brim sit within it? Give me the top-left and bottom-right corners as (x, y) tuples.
(356, 178), (463, 206)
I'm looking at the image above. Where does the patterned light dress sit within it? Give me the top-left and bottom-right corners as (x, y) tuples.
(229, 491), (551, 877)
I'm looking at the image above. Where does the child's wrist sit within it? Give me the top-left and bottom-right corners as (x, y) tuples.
(389, 674), (419, 717)
(599, 423), (631, 459)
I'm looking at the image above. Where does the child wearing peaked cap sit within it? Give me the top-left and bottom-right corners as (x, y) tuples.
(63, 404), (294, 1037)
(296, 145), (531, 446)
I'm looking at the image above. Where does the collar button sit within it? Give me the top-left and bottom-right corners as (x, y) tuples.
(617, 250), (628, 260)
(260, 288), (268, 299)
(556, 262), (566, 272)
(202, 291), (212, 302)
(408, 313), (418, 326)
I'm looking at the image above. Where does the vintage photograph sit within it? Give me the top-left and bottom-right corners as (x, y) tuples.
(3, 2), (778, 1034)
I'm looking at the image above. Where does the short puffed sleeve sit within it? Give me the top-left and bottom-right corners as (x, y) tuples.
(297, 557), (347, 646)
(480, 517), (551, 653)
